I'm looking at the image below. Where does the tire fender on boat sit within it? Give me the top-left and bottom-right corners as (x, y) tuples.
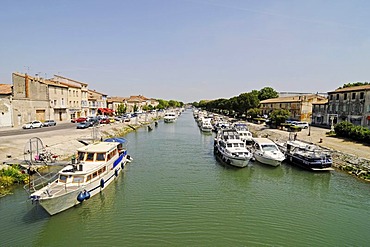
(100, 179), (105, 188)
(77, 191), (86, 202)
(83, 190), (91, 200)
(121, 162), (125, 169)
(115, 169), (118, 177)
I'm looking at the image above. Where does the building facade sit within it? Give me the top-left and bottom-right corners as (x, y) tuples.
(311, 100), (329, 126)
(12, 73), (50, 127)
(260, 94), (327, 123)
(0, 84), (13, 127)
(327, 85), (370, 128)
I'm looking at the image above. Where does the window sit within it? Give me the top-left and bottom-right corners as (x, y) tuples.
(92, 172), (98, 178)
(336, 94), (339, 100)
(96, 153), (105, 161)
(360, 92), (364, 99)
(59, 175), (67, 183)
(86, 152), (94, 161)
(330, 95), (333, 100)
(343, 105), (347, 111)
(352, 93), (356, 99)
(78, 152), (85, 161)
(86, 175), (92, 182)
(344, 93), (347, 100)
(73, 176), (84, 183)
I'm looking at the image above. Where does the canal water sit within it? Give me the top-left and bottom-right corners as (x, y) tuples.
(1, 110), (370, 246)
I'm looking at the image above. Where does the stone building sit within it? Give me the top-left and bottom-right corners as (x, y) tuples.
(53, 75), (89, 119)
(43, 79), (69, 121)
(107, 96), (127, 114)
(311, 100), (329, 126)
(327, 85), (370, 128)
(259, 94), (327, 123)
(125, 95), (158, 112)
(88, 90), (108, 116)
(0, 84), (13, 127)
(12, 73), (50, 127)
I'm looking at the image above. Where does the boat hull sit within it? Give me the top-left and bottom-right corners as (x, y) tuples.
(286, 153), (333, 171)
(254, 152), (284, 167)
(33, 158), (128, 215)
(214, 148), (250, 168)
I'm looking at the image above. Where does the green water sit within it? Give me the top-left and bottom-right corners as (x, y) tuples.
(1, 111), (370, 246)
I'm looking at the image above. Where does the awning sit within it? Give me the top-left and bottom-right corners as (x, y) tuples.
(367, 116), (370, 120)
(98, 108), (114, 113)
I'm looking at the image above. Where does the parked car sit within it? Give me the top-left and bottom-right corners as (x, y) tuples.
(22, 120), (43, 129)
(71, 117), (87, 123)
(76, 122), (90, 129)
(292, 121), (309, 129)
(100, 118), (110, 124)
(43, 119), (56, 127)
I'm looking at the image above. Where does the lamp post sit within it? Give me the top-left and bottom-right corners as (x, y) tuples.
(308, 124), (311, 136)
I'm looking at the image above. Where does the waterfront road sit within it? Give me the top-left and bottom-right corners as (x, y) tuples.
(0, 122), (75, 137)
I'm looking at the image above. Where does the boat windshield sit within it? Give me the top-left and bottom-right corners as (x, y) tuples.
(261, 144), (278, 152)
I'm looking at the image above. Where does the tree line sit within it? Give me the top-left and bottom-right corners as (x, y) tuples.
(192, 87), (279, 119)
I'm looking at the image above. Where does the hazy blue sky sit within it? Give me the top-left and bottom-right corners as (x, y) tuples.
(1, 0), (369, 102)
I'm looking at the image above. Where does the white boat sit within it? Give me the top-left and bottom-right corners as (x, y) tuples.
(200, 118), (213, 132)
(29, 138), (131, 215)
(164, 112), (177, 123)
(233, 123), (253, 143)
(251, 138), (285, 167)
(214, 128), (253, 168)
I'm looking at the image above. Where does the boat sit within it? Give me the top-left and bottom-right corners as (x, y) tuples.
(277, 140), (333, 171)
(200, 117), (213, 132)
(233, 122), (253, 143)
(251, 138), (285, 167)
(29, 138), (131, 215)
(164, 112), (177, 123)
(214, 128), (253, 168)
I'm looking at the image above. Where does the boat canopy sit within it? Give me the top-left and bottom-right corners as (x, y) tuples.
(104, 137), (128, 144)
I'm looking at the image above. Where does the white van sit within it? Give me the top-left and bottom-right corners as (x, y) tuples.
(293, 122), (309, 129)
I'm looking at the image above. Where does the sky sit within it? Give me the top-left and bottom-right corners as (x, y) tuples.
(1, 0), (370, 103)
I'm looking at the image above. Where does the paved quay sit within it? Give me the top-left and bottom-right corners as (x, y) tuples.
(0, 113), (161, 165)
(248, 123), (370, 160)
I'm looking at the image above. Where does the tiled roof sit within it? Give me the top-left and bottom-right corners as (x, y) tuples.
(88, 89), (107, 96)
(260, 94), (325, 104)
(0, 84), (12, 95)
(127, 95), (150, 102)
(53, 75), (88, 86)
(312, 99), (328, 105)
(107, 96), (127, 103)
(328, 85), (370, 94)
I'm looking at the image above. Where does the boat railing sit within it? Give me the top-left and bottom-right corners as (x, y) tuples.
(24, 172), (59, 195)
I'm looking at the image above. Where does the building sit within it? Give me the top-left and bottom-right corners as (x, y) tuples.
(53, 75), (89, 119)
(259, 94), (327, 123)
(327, 85), (370, 128)
(43, 79), (68, 121)
(107, 96), (127, 114)
(311, 100), (329, 126)
(125, 95), (158, 112)
(0, 84), (13, 127)
(88, 90), (109, 116)
(12, 73), (50, 127)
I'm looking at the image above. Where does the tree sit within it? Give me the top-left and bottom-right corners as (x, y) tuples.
(258, 87), (279, 101)
(338, 82), (369, 89)
(133, 104), (138, 112)
(116, 103), (127, 115)
(269, 109), (290, 126)
(247, 108), (260, 119)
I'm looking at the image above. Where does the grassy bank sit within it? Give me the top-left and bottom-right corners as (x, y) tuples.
(0, 166), (28, 196)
